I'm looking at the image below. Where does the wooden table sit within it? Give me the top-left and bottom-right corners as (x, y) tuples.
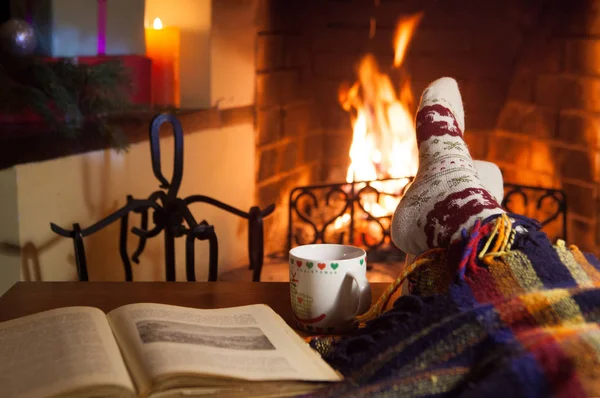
(0, 282), (389, 333)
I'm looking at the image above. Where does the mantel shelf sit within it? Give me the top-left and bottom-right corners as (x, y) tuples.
(0, 105), (254, 170)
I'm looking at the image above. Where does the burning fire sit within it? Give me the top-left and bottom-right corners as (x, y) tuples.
(337, 13), (423, 222)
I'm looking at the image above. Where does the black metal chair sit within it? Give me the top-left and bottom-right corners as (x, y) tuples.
(51, 113), (275, 282)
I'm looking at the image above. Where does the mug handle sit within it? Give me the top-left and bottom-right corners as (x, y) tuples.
(344, 270), (372, 319)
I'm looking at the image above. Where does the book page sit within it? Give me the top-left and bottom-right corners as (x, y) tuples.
(107, 303), (341, 392)
(0, 307), (136, 398)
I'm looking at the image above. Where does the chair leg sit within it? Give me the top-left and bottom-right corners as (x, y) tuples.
(185, 233), (197, 282)
(207, 227), (219, 282)
(119, 212), (133, 281)
(164, 227), (176, 281)
(186, 224), (219, 282)
(72, 223), (89, 281)
(248, 206), (264, 282)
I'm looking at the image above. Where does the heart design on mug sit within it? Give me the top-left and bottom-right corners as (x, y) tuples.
(307, 262), (314, 269)
(317, 263), (326, 270)
(297, 296), (303, 303)
(331, 263), (339, 270)
(296, 260), (303, 267)
(290, 258), (294, 265)
(360, 259), (364, 265)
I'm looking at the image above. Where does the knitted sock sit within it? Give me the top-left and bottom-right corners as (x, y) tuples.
(391, 77), (505, 255)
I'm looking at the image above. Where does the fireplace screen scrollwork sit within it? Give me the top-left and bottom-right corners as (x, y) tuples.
(288, 179), (567, 257)
(501, 183), (567, 241)
(287, 178), (412, 261)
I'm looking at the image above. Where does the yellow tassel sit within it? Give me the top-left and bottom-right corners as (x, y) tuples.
(480, 214), (514, 259)
(491, 217), (506, 253)
(499, 218), (511, 251)
(478, 215), (503, 258)
(355, 249), (442, 325)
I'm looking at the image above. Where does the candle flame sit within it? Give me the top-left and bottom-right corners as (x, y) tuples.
(153, 17), (163, 30)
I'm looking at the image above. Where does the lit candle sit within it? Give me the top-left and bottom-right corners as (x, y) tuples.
(145, 17), (180, 107)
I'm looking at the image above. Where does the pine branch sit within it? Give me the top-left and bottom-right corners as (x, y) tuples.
(0, 55), (141, 149)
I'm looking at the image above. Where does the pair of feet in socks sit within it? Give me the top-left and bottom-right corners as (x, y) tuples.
(392, 77), (506, 256)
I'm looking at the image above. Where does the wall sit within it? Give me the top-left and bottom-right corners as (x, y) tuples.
(1, 123), (256, 282)
(0, 168), (19, 295)
(255, 1), (326, 254)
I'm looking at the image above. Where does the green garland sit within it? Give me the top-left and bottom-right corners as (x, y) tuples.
(0, 56), (139, 149)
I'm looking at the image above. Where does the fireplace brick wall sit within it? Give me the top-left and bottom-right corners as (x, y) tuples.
(255, 1), (326, 254)
(491, 0), (600, 253)
(308, 0), (600, 255)
(258, 0), (600, 256)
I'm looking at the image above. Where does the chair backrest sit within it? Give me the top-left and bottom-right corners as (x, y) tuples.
(50, 113), (275, 282)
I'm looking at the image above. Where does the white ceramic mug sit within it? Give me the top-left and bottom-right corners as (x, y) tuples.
(289, 244), (372, 333)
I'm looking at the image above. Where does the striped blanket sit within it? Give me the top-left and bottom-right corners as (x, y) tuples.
(307, 214), (600, 397)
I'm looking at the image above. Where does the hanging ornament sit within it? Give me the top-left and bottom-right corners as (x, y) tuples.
(0, 19), (37, 56)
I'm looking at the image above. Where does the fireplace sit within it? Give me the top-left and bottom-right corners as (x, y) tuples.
(256, 0), (600, 277)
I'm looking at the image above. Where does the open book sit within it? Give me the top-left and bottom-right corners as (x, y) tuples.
(0, 303), (342, 398)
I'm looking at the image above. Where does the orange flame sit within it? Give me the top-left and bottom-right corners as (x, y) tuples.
(393, 13), (423, 68)
(336, 13), (423, 226)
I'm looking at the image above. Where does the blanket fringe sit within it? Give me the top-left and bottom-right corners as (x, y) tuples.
(355, 249), (443, 325)
(479, 214), (515, 259)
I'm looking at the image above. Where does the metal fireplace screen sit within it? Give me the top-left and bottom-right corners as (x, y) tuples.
(287, 178), (567, 256)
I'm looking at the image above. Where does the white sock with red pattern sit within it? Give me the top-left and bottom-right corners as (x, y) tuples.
(391, 77), (505, 255)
